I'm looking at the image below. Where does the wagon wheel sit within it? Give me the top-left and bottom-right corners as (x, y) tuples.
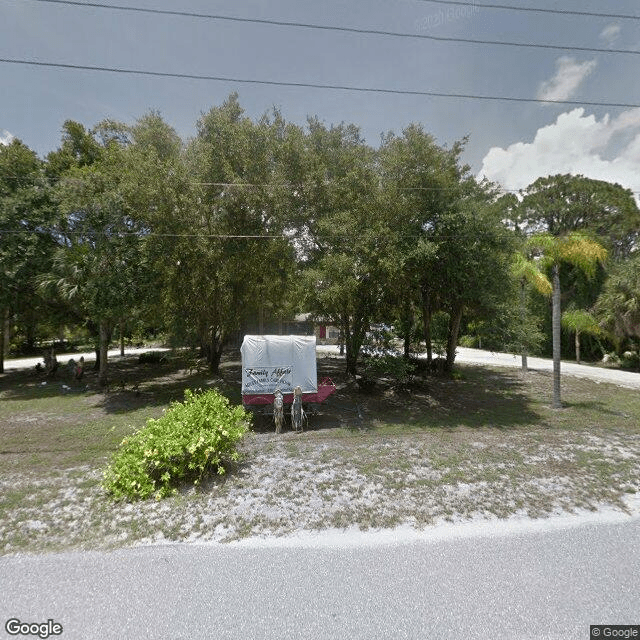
(291, 386), (306, 432)
(273, 390), (284, 434)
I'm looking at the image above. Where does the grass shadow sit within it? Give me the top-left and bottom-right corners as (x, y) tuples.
(0, 352), (243, 415)
(307, 361), (545, 433)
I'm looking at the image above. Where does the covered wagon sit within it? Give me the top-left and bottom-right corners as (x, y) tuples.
(241, 335), (336, 431)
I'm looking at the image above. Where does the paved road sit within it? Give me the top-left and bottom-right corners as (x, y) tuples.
(455, 347), (640, 389)
(1, 516), (638, 640)
(2, 347), (170, 372)
(318, 344), (640, 389)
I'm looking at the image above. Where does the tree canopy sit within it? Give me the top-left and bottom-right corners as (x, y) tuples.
(3, 95), (635, 385)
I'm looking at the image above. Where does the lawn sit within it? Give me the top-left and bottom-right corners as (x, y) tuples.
(1, 349), (638, 554)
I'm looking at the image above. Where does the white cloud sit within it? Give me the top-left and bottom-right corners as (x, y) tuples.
(478, 108), (640, 199)
(536, 56), (597, 102)
(600, 23), (621, 45)
(0, 130), (14, 145)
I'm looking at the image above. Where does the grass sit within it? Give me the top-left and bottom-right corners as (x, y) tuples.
(1, 350), (639, 554)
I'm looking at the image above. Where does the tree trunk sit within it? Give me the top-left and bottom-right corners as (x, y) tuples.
(344, 316), (357, 376)
(575, 330), (581, 365)
(445, 305), (464, 372)
(420, 287), (433, 365)
(120, 320), (125, 357)
(552, 264), (562, 409)
(520, 280), (528, 373)
(208, 343), (224, 375)
(205, 329), (224, 375)
(0, 307), (5, 373)
(98, 321), (110, 388)
(86, 321), (101, 371)
(401, 297), (412, 360)
(4, 308), (11, 358)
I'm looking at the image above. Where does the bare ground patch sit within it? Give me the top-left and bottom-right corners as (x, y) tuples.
(1, 352), (639, 554)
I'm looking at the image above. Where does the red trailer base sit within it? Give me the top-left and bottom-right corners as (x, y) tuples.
(242, 378), (336, 407)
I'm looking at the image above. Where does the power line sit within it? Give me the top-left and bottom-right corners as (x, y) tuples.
(2, 58), (639, 109)
(0, 228), (519, 241)
(418, 0), (640, 21)
(27, 0), (640, 56)
(4, 174), (640, 196)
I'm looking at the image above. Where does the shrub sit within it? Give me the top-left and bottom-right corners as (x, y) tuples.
(621, 351), (640, 371)
(366, 353), (415, 384)
(103, 389), (249, 501)
(138, 351), (167, 364)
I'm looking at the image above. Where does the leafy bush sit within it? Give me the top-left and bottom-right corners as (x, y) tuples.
(366, 354), (415, 384)
(138, 350), (167, 364)
(103, 389), (249, 501)
(621, 351), (640, 371)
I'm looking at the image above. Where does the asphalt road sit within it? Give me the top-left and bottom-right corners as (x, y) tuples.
(1, 516), (638, 640)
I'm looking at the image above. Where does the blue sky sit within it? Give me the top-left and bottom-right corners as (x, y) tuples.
(2, 0), (640, 196)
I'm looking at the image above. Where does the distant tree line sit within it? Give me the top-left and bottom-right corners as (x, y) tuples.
(2, 94), (640, 385)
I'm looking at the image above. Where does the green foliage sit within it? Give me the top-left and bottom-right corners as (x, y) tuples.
(164, 95), (296, 373)
(526, 232), (608, 278)
(511, 252), (552, 296)
(561, 309), (601, 336)
(102, 389), (249, 501)
(518, 174), (640, 258)
(620, 351), (640, 371)
(364, 353), (416, 386)
(0, 138), (55, 370)
(595, 253), (640, 344)
(138, 350), (167, 364)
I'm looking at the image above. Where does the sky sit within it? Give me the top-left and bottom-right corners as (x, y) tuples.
(1, 0), (640, 198)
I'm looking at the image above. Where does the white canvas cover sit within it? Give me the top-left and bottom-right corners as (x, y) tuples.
(241, 335), (317, 395)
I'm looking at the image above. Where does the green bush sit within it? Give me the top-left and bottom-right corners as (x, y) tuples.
(138, 350), (167, 364)
(366, 354), (415, 384)
(103, 389), (249, 501)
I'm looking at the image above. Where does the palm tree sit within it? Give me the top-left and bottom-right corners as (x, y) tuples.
(527, 233), (607, 408)
(561, 308), (601, 364)
(511, 251), (552, 372)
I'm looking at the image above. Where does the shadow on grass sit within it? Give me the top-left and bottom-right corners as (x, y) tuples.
(0, 353), (244, 415)
(0, 353), (543, 433)
(563, 399), (634, 419)
(248, 361), (544, 434)
(353, 364), (543, 432)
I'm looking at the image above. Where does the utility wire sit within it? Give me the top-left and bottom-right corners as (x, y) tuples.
(1, 58), (639, 109)
(27, 0), (640, 56)
(4, 175), (640, 196)
(0, 228), (518, 240)
(418, 0), (640, 21)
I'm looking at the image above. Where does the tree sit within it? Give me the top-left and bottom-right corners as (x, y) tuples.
(377, 124), (456, 366)
(561, 308), (601, 364)
(518, 174), (640, 259)
(432, 193), (515, 371)
(42, 123), (154, 386)
(167, 95), (296, 373)
(510, 250), (552, 372)
(299, 119), (386, 375)
(0, 139), (53, 371)
(130, 110), (182, 162)
(595, 254), (640, 352)
(527, 233), (607, 408)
